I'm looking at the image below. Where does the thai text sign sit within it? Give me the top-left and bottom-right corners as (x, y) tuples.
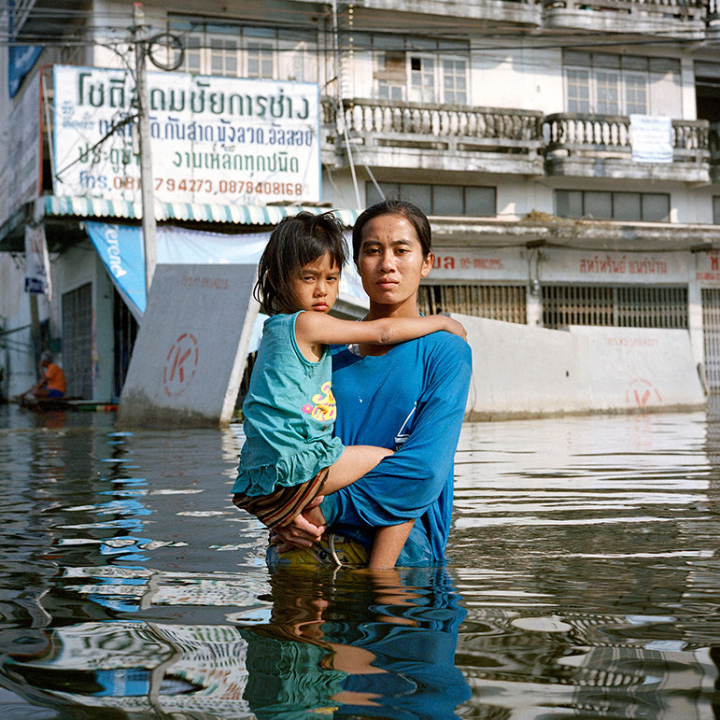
(542, 248), (690, 283)
(52, 65), (320, 206)
(428, 247), (527, 280)
(630, 114), (673, 164)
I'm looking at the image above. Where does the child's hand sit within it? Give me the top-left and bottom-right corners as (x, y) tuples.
(271, 505), (325, 552)
(443, 316), (467, 341)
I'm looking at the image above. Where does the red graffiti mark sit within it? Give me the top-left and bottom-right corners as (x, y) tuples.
(163, 332), (199, 397)
(626, 378), (662, 409)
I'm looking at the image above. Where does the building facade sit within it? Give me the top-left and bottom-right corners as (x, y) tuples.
(2, 0), (720, 409)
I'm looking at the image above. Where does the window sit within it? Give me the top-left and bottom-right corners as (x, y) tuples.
(247, 41), (274, 78)
(596, 70), (619, 115)
(209, 35), (238, 77)
(377, 52), (405, 101)
(443, 59), (467, 105)
(367, 182), (495, 217)
(169, 17), (316, 82)
(556, 190), (670, 222)
(567, 69), (590, 112)
(410, 56), (435, 103)
(372, 36), (469, 105)
(563, 52), (679, 116)
(625, 74), (647, 115)
(419, 284), (526, 324)
(542, 285), (687, 329)
(713, 196), (720, 224)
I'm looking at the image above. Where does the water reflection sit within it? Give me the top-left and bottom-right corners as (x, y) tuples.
(451, 409), (720, 717)
(238, 567), (469, 718)
(1, 403), (720, 717)
(1, 566), (469, 716)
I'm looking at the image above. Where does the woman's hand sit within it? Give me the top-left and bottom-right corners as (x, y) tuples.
(271, 496), (326, 552)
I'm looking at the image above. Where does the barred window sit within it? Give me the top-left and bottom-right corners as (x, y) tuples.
(419, 284), (526, 324)
(542, 285), (687, 329)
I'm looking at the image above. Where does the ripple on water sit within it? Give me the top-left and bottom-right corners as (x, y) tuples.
(1, 406), (720, 717)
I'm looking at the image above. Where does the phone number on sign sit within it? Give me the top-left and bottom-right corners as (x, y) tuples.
(153, 178), (304, 196)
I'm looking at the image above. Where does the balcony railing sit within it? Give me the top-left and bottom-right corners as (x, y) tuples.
(323, 98), (544, 159)
(323, 100), (714, 179)
(545, 113), (709, 164)
(543, 0), (705, 22)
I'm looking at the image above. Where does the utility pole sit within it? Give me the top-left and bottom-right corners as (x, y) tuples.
(133, 2), (157, 296)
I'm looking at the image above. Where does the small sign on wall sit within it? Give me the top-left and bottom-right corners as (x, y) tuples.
(24, 225), (51, 296)
(630, 114), (673, 164)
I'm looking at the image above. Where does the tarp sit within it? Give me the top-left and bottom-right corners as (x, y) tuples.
(84, 221), (368, 332)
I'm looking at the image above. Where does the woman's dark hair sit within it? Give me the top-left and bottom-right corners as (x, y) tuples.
(255, 211), (348, 315)
(351, 199), (432, 264)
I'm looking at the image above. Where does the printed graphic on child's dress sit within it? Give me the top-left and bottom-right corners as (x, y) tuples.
(302, 381), (336, 424)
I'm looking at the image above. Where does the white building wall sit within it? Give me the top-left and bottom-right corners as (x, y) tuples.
(472, 47), (562, 114)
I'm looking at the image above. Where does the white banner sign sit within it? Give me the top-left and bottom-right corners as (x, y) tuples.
(24, 224), (51, 296)
(630, 114), (673, 164)
(52, 66), (321, 206)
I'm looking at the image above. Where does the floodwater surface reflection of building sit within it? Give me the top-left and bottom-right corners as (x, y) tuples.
(1, 404), (720, 716)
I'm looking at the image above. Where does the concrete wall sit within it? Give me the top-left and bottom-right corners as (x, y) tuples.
(117, 264), (259, 428)
(460, 314), (705, 420)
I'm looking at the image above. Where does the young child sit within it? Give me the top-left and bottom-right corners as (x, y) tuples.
(232, 211), (466, 569)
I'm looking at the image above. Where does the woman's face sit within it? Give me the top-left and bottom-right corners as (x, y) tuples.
(356, 213), (433, 316)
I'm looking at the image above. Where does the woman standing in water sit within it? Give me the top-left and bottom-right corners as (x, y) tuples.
(273, 199), (472, 566)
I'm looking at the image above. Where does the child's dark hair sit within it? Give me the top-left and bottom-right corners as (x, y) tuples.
(254, 211), (348, 315)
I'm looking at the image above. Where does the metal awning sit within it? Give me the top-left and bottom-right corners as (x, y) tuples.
(33, 195), (360, 227)
(0, 195), (361, 253)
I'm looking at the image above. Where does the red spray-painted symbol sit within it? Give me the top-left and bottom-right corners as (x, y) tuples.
(163, 333), (199, 397)
(626, 377), (662, 409)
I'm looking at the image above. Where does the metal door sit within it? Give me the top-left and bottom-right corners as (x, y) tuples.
(702, 288), (720, 391)
(62, 283), (93, 399)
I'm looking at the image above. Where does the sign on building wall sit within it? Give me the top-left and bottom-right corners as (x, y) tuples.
(696, 250), (720, 284)
(52, 66), (321, 206)
(0, 71), (40, 227)
(541, 248), (691, 284)
(428, 247), (528, 281)
(24, 224), (51, 295)
(630, 114), (673, 164)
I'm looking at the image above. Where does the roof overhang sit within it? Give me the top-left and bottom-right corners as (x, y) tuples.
(0, 196), (361, 253)
(5, 197), (720, 255)
(430, 215), (720, 253)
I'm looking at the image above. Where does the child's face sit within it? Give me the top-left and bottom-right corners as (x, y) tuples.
(291, 252), (341, 314)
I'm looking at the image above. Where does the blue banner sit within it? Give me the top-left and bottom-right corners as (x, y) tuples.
(85, 223), (148, 319)
(7, 1), (43, 98)
(9, 45), (42, 97)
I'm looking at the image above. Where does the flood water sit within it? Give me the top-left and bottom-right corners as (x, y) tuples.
(1, 402), (719, 719)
